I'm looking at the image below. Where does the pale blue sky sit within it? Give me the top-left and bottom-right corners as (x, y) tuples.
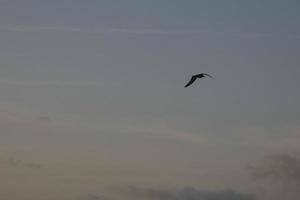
(1, 1), (300, 200)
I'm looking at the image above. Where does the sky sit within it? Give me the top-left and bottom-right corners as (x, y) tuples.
(1, 0), (300, 200)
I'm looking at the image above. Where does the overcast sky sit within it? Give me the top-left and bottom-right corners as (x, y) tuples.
(1, 1), (300, 200)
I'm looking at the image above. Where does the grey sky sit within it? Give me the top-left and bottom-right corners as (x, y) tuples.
(1, 1), (300, 200)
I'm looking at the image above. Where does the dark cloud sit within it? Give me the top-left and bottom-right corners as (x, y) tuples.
(248, 154), (300, 183)
(8, 157), (21, 168)
(25, 162), (44, 169)
(247, 154), (300, 199)
(39, 115), (51, 121)
(76, 194), (111, 200)
(118, 186), (255, 200)
(8, 157), (45, 170)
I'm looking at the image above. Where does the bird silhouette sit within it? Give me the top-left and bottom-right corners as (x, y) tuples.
(184, 73), (213, 88)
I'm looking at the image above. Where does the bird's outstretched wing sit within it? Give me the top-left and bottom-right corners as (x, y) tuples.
(203, 73), (213, 78)
(184, 76), (197, 88)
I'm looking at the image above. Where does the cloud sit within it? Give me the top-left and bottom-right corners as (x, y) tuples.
(38, 115), (51, 122)
(118, 186), (255, 200)
(8, 157), (45, 170)
(25, 162), (45, 170)
(8, 157), (20, 168)
(1, 25), (300, 38)
(128, 127), (209, 145)
(0, 25), (207, 35)
(0, 79), (99, 87)
(248, 154), (300, 183)
(247, 154), (300, 199)
(76, 194), (111, 200)
(0, 102), (54, 124)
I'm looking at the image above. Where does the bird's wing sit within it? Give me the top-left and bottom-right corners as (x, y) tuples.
(203, 73), (213, 78)
(184, 76), (197, 88)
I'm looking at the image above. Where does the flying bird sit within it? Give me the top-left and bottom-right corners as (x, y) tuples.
(184, 73), (213, 88)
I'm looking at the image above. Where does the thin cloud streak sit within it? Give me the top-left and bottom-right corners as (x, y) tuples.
(0, 101), (208, 146)
(0, 25), (207, 35)
(1, 25), (300, 38)
(117, 186), (255, 200)
(0, 79), (100, 87)
(125, 127), (210, 145)
(76, 194), (111, 200)
(8, 157), (45, 170)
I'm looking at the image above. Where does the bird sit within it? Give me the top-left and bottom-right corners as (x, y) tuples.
(184, 73), (213, 88)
